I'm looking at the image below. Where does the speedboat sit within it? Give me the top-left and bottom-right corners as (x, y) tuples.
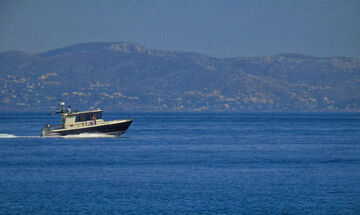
(40, 102), (133, 137)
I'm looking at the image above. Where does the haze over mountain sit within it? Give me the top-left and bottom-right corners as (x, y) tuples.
(1, 42), (359, 112)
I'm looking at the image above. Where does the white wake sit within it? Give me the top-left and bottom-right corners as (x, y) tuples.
(60, 133), (117, 139)
(0, 133), (17, 138)
(0, 133), (117, 139)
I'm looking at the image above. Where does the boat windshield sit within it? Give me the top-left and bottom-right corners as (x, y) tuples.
(75, 112), (102, 122)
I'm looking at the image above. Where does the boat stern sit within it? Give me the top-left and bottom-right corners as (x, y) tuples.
(40, 124), (51, 137)
(40, 124), (61, 137)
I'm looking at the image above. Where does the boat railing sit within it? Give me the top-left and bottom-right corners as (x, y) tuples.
(48, 124), (64, 130)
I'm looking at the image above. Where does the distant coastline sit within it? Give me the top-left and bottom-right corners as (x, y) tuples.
(1, 42), (359, 112)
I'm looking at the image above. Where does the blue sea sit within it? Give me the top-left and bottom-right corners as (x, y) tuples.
(0, 112), (360, 214)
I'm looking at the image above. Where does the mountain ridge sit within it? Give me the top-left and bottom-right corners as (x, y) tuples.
(1, 42), (359, 112)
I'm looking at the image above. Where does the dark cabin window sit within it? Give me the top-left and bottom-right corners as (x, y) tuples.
(75, 112), (102, 122)
(75, 115), (82, 122)
(90, 112), (102, 119)
(85, 114), (91, 121)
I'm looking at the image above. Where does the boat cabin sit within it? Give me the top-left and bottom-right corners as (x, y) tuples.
(62, 109), (104, 129)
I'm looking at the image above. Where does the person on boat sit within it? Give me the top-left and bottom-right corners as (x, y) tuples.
(67, 105), (71, 113)
(91, 115), (97, 125)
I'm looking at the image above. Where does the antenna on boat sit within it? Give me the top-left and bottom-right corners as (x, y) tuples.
(46, 99), (68, 115)
(59, 100), (66, 113)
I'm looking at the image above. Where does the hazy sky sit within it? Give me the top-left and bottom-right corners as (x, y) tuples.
(0, 0), (359, 58)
